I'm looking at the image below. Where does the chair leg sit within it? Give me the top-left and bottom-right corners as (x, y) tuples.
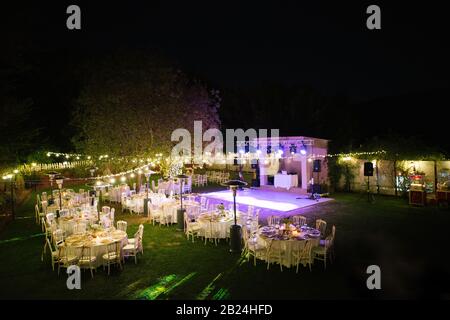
(90, 268), (94, 279)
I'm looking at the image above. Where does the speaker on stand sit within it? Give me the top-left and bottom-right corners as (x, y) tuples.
(363, 162), (375, 203)
(306, 159), (322, 200)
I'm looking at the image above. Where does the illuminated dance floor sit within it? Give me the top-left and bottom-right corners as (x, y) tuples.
(203, 188), (333, 215)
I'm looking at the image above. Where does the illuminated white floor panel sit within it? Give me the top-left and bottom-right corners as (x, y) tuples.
(203, 188), (332, 213)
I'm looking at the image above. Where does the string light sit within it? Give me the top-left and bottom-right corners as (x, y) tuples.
(326, 150), (387, 158)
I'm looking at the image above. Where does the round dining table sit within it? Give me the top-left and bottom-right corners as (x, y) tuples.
(62, 228), (128, 267)
(196, 210), (243, 239)
(257, 225), (321, 268)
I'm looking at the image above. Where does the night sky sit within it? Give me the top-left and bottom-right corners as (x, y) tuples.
(2, 1), (450, 153)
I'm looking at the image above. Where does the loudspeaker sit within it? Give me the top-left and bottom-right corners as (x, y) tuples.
(313, 160), (321, 172)
(312, 184), (321, 194)
(233, 157), (238, 165)
(364, 162), (374, 176)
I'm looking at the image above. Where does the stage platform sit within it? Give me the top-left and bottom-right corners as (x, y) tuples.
(202, 188), (333, 220)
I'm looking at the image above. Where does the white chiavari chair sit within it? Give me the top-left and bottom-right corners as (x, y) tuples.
(293, 240), (314, 273)
(312, 235), (332, 269)
(122, 234), (139, 264)
(73, 222), (87, 235)
(46, 213), (56, 225)
(293, 215), (307, 226)
(204, 221), (220, 246)
(102, 241), (122, 275)
(43, 236), (59, 271)
(184, 212), (201, 242)
(242, 226), (268, 266)
(315, 219), (327, 236)
(78, 246), (97, 278)
(267, 215), (281, 226)
(265, 239), (286, 271)
(52, 229), (65, 247)
(127, 224), (144, 254)
(116, 220), (128, 232)
(149, 203), (162, 225)
(247, 205), (255, 217)
(320, 225), (336, 262)
(35, 204), (45, 225)
(57, 245), (79, 276)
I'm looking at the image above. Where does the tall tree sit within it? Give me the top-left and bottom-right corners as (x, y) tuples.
(71, 51), (220, 157)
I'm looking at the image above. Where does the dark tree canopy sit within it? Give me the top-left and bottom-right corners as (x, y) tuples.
(71, 52), (221, 157)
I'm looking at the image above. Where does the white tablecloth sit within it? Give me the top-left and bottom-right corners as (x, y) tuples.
(63, 230), (128, 267)
(274, 174), (298, 190)
(257, 226), (320, 268)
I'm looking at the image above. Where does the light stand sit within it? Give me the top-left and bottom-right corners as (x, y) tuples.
(55, 175), (65, 215)
(176, 174), (189, 231)
(366, 176), (375, 203)
(3, 174), (15, 220)
(221, 179), (248, 253)
(47, 171), (59, 205)
(143, 169), (153, 217)
(11, 174), (15, 220)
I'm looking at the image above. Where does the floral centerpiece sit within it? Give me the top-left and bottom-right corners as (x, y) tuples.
(217, 203), (225, 216)
(281, 218), (292, 234)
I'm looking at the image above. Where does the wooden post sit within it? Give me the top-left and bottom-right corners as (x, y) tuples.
(375, 159), (380, 194)
(393, 159), (398, 197)
(434, 160), (438, 193)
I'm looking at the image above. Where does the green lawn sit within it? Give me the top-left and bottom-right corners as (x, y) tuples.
(1, 186), (449, 300)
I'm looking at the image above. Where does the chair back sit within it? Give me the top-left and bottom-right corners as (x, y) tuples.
(46, 213), (55, 225)
(73, 222), (86, 235)
(106, 241), (120, 259)
(315, 219), (327, 235)
(59, 209), (69, 218)
(80, 246), (93, 260)
(267, 215), (281, 226)
(116, 220), (128, 232)
(53, 229), (65, 247)
(293, 215), (307, 226)
(138, 224), (144, 237)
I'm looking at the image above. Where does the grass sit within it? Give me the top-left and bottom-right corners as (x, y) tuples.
(1, 185), (449, 300)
